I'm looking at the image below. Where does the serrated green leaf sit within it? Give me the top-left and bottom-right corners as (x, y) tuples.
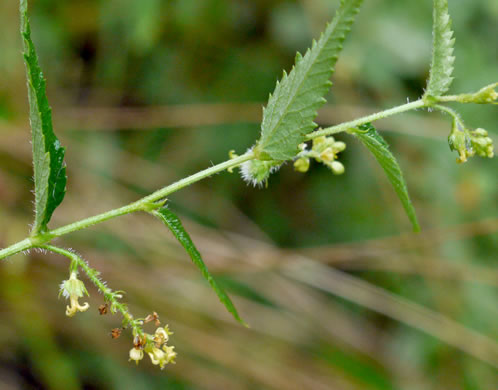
(425, 0), (455, 97)
(351, 124), (420, 232)
(20, 0), (66, 234)
(255, 0), (363, 161)
(153, 207), (248, 326)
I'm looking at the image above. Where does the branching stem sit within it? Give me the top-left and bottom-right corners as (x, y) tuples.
(41, 244), (142, 335)
(0, 87), (494, 261)
(308, 99), (426, 139)
(0, 153), (253, 260)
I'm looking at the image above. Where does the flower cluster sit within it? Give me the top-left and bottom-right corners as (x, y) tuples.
(455, 82), (498, 105)
(448, 122), (494, 163)
(294, 136), (346, 175)
(129, 325), (176, 369)
(59, 272), (90, 317)
(59, 264), (176, 370)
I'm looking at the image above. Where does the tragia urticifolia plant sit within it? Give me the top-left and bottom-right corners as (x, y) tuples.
(1, 0), (496, 369)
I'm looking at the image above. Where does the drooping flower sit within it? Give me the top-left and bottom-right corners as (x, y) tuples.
(60, 272), (89, 317)
(146, 346), (168, 369)
(129, 323), (176, 369)
(129, 347), (144, 364)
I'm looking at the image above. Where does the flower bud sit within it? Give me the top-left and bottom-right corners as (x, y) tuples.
(448, 122), (494, 162)
(468, 83), (498, 104)
(472, 128), (488, 137)
(294, 157), (310, 173)
(470, 132), (494, 159)
(333, 141), (346, 153)
(330, 161), (345, 175)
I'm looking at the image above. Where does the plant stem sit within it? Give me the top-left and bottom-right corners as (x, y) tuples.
(307, 99), (426, 139)
(0, 96), (455, 261)
(433, 104), (462, 120)
(50, 152), (253, 238)
(0, 98), (439, 261)
(140, 152), (254, 204)
(42, 245), (141, 333)
(436, 95), (461, 103)
(0, 238), (33, 260)
(43, 245), (108, 292)
(433, 104), (467, 129)
(0, 153), (254, 260)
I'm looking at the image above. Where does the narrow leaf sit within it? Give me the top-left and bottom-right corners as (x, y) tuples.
(351, 124), (420, 232)
(425, 0), (455, 97)
(255, 0), (364, 161)
(20, 0), (67, 234)
(153, 207), (248, 326)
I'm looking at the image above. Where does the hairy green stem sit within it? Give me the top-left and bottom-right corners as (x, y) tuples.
(307, 99), (426, 139)
(140, 152), (254, 203)
(433, 104), (465, 126)
(437, 95), (465, 103)
(41, 244), (141, 333)
(0, 238), (33, 260)
(0, 91), (479, 261)
(0, 153), (253, 260)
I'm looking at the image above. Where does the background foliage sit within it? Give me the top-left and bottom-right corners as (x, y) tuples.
(0, 0), (497, 389)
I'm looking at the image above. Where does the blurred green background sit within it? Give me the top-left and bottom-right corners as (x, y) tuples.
(0, 0), (497, 389)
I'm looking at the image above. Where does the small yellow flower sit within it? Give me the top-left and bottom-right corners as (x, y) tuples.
(163, 345), (177, 364)
(60, 272), (89, 317)
(319, 147), (335, 162)
(129, 347), (144, 365)
(144, 325), (176, 369)
(147, 347), (168, 369)
(154, 326), (173, 346)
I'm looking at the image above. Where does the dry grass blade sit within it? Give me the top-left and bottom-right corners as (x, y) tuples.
(282, 258), (498, 368)
(22, 102), (447, 139)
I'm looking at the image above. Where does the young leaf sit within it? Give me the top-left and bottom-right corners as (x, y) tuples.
(254, 0), (364, 161)
(20, 0), (67, 234)
(425, 0), (455, 97)
(152, 207), (248, 326)
(350, 124), (420, 232)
